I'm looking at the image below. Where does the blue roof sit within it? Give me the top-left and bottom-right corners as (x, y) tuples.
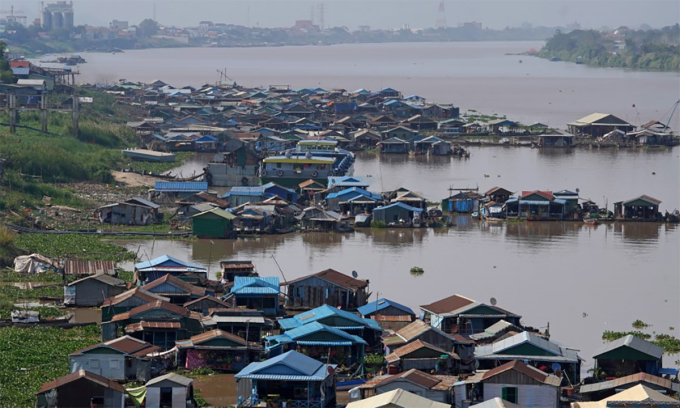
(262, 182), (296, 194)
(154, 182), (208, 193)
(222, 186), (266, 198)
(135, 255), (206, 272)
(373, 202), (424, 213)
(151, 133), (167, 141)
(235, 350), (331, 381)
(554, 190), (579, 196)
(195, 135), (217, 143)
(357, 298), (415, 317)
(326, 187), (380, 201)
(231, 276), (280, 295)
(267, 322), (367, 349)
(278, 304), (382, 331)
(378, 87), (399, 93)
(327, 176), (370, 188)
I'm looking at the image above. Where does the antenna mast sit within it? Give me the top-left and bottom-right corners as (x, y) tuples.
(436, 1), (447, 29)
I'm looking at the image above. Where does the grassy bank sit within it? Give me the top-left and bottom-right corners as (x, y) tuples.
(0, 325), (101, 407)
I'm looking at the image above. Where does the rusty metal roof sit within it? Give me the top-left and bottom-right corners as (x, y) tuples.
(102, 287), (169, 307)
(37, 369), (126, 394)
(420, 294), (475, 315)
(64, 260), (116, 275)
(482, 360), (560, 386)
(111, 300), (190, 322)
(386, 339), (459, 364)
(284, 268), (368, 291)
(579, 373), (680, 395)
(125, 321), (181, 332)
(142, 274), (206, 297)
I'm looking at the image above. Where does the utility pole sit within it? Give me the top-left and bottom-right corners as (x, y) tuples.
(41, 92), (48, 132)
(72, 88), (79, 138)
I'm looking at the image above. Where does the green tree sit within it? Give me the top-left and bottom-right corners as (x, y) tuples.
(137, 19), (159, 38)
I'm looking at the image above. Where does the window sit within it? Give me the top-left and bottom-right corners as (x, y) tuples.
(89, 359), (100, 369)
(110, 359), (121, 370)
(502, 387), (518, 404)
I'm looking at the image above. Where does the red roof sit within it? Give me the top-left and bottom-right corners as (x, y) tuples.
(420, 294), (475, 314)
(284, 268), (368, 291)
(10, 60), (29, 68)
(37, 369), (126, 394)
(520, 190), (555, 201)
(70, 335), (159, 357)
(102, 287), (168, 307)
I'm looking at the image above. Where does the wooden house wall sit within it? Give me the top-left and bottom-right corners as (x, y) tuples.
(483, 383), (558, 408)
(41, 379), (124, 408)
(74, 280), (126, 307)
(70, 350), (126, 380)
(413, 330), (455, 352)
(483, 370), (543, 385)
(288, 275), (361, 309)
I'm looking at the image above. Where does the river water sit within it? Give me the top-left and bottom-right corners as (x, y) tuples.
(72, 41), (680, 130)
(73, 42), (680, 372)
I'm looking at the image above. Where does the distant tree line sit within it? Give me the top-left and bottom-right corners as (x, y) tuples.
(539, 24), (680, 71)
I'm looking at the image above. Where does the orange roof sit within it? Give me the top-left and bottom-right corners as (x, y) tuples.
(385, 339), (459, 363)
(284, 268), (368, 291)
(111, 300), (190, 322)
(520, 190), (555, 201)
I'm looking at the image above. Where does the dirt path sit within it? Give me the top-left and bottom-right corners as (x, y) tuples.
(111, 171), (160, 188)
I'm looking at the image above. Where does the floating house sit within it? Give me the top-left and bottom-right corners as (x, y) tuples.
(413, 136), (451, 155)
(358, 370), (458, 404)
(153, 181), (208, 201)
(265, 321), (367, 366)
(141, 274), (211, 305)
(358, 298), (416, 325)
(36, 369), (126, 408)
(219, 260), (257, 282)
(504, 191), (567, 220)
(278, 304), (383, 349)
(571, 384), (680, 408)
(104, 300), (202, 348)
(283, 268), (369, 310)
(567, 113), (635, 138)
(190, 207), (236, 238)
(201, 308), (269, 343)
(134, 255), (208, 285)
(578, 372), (680, 402)
(235, 350), (337, 408)
(536, 131), (575, 147)
(176, 329), (262, 372)
(296, 206), (349, 231)
(553, 190), (580, 215)
(441, 191), (483, 213)
(204, 142), (261, 187)
(382, 320), (470, 362)
(62, 260), (116, 278)
(69, 335), (159, 382)
(325, 187), (383, 215)
(372, 202), (424, 226)
(145, 373), (195, 408)
(484, 187), (513, 204)
(347, 388), (449, 408)
(614, 195), (661, 220)
(591, 335), (664, 378)
(96, 197), (161, 225)
(379, 137), (410, 154)
(101, 287), (170, 323)
(456, 360), (562, 408)
(64, 274), (126, 307)
(183, 295), (231, 316)
(420, 294), (522, 336)
(385, 340), (460, 374)
(225, 276), (280, 317)
(474, 331), (581, 383)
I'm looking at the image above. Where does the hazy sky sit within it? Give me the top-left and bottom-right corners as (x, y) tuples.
(8, 0), (680, 31)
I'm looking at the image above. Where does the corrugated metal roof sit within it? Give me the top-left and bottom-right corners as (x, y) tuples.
(64, 260), (116, 276)
(235, 350), (330, 381)
(134, 255), (206, 272)
(593, 335), (664, 360)
(580, 372), (679, 395)
(278, 304), (381, 331)
(284, 269), (369, 291)
(37, 369), (126, 395)
(474, 332), (580, 362)
(231, 276), (279, 295)
(358, 298), (415, 317)
(374, 202), (424, 213)
(345, 389), (450, 408)
(275, 321), (367, 346)
(154, 181), (208, 192)
(68, 273), (125, 287)
(146, 372), (194, 387)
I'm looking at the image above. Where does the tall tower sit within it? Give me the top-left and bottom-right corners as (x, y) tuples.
(317, 3), (325, 31)
(436, 0), (447, 29)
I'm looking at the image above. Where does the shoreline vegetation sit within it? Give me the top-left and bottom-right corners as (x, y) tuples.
(538, 25), (680, 71)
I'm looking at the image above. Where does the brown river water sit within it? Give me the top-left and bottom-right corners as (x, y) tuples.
(116, 146), (680, 373)
(63, 42), (679, 375)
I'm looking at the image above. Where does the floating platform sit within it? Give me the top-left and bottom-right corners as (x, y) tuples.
(122, 149), (175, 162)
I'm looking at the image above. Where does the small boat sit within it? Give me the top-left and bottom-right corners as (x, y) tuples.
(354, 214), (372, 228)
(583, 218), (599, 225)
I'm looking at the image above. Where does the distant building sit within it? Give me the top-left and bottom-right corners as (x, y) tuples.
(110, 20), (128, 30)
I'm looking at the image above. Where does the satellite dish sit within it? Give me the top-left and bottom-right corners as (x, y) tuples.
(575, 188), (580, 194)
(352, 270), (358, 278)
(490, 297), (497, 306)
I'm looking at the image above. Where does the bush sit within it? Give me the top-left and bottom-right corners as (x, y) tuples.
(371, 221), (386, 228)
